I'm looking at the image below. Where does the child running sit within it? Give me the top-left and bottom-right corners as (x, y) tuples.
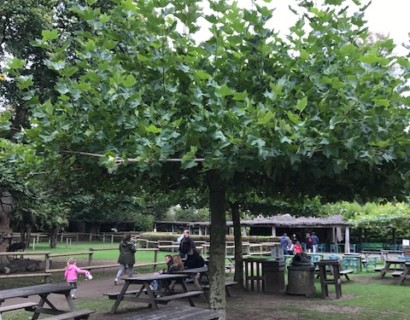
(64, 258), (92, 299)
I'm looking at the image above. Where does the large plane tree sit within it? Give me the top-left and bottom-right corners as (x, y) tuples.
(3, 0), (410, 317)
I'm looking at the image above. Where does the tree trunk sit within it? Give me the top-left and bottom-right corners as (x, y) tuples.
(49, 227), (58, 248)
(206, 170), (226, 319)
(20, 224), (32, 245)
(0, 191), (15, 265)
(230, 201), (243, 287)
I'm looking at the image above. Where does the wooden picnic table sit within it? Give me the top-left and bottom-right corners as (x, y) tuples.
(108, 273), (203, 313)
(0, 283), (76, 319)
(380, 259), (406, 279)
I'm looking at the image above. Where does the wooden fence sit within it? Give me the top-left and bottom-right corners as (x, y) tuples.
(0, 238), (278, 281)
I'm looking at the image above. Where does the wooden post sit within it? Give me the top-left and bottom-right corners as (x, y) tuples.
(88, 248), (94, 266)
(45, 253), (50, 272)
(153, 249), (158, 272)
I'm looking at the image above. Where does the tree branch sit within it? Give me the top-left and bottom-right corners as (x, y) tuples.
(61, 150), (205, 163)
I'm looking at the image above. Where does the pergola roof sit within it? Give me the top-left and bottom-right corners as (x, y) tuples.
(155, 214), (350, 228)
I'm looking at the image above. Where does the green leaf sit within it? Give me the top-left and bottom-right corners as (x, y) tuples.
(360, 54), (380, 64)
(137, 54), (149, 62)
(299, 50), (309, 60)
(373, 98), (389, 107)
(8, 58), (26, 69)
(233, 91), (248, 101)
(216, 84), (235, 97)
(42, 29), (59, 41)
(296, 97), (307, 112)
(287, 111), (300, 125)
(258, 111), (275, 125)
(181, 146), (198, 169)
(16, 75), (33, 90)
(145, 125), (162, 133)
(195, 70), (211, 80)
(122, 75), (137, 88)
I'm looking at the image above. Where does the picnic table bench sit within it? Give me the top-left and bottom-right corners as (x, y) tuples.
(0, 283), (93, 320)
(43, 309), (94, 319)
(107, 273), (204, 313)
(339, 269), (354, 281)
(200, 280), (238, 297)
(0, 301), (38, 320)
(116, 305), (219, 320)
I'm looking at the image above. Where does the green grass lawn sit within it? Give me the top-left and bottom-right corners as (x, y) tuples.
(24, 241), (170, 263)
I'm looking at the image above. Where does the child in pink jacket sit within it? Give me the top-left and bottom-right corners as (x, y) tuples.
(64, 258), (92, 299)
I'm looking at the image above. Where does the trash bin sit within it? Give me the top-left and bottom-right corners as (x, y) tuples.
(286, 265), (316, 297)
(262, 260), (286, 294)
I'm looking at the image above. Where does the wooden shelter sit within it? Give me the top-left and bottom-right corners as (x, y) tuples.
(154, 214), (353, 253)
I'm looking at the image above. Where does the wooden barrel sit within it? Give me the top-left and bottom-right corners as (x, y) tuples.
(286, 265), (316, 296)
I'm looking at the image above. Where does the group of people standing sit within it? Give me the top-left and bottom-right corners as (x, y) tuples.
(280, 232), (320, 255)
(113, 230), (204, 286)
(63, 230), (206, 298)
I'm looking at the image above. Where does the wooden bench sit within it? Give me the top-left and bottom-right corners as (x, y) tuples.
(201, 280), (238, 297)
(339, 269), (353, 281)
(154, 291), (203, 306)
(103, 289), (140, 300)
(43, 309), (94, 320)
(131, 305), (219, 320)
(0, 301), (38, 320)
(391, 271), (404, 277)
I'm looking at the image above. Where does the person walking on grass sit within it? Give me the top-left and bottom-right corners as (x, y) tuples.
(64, 258), (92, 299)
(114, 233), (136, 285)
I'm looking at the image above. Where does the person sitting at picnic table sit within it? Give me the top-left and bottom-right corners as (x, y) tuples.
(184, 249), (205, 269)
(161, 255), (174, 273)
(293, 241), (303, 254)
(151, 255), (185, 291)
(168, 255), (185, 273)
(151, 255), (174, 290)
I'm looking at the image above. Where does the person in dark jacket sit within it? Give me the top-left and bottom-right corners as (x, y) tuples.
(162, 255), (174, 273)
(184, 249), (205, 269)
(114, 233), (136, 285)
(151, 255), (174, 290)
(178, 230), (196, 259)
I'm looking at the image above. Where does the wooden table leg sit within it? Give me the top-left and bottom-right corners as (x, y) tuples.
(65, 293), (75, 311)
(179, 279), (195, 307)
(380, 262), (390, 278)
(111, 281), (130, 313)
(399, 265), (409, 285)
(144, 282), (158, 310)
